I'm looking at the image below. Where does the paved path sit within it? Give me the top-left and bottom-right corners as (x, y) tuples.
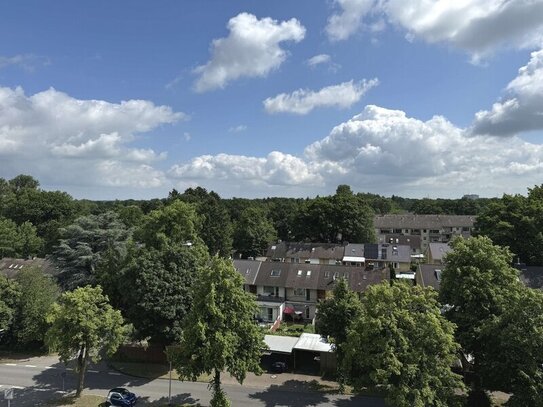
(0, 356), (386, 407)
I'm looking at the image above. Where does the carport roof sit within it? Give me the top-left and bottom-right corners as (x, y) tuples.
(293, 333), (333, 353)
(264, 335), (299, 355)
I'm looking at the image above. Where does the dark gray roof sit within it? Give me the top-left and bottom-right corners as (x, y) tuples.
(266, 242), (344, 260)
(417, 264), (442, 290)
(374, 214), (475, 229)
(233, 259), (261, 285)
(343, 243), (364, 258)
(427, 243), (452, 262)
(255, 262), (290, 287)
(285, 264), (321, 290)
(0, 257), (56, 278)
(350, 267), (388, 292)
(380, 234), (421, 251)
(363, 244), (411, 263)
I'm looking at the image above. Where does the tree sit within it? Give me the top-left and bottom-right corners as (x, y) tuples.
(343, 282), (464, 407)
(52, 211), (130, 290)
(15, 221), (43, 258)
(12, 267), (59, 347)
(0, 218), (19, 257)
(172, 257), (264, 407)
(45, 286), (126, 397)
(315, 277), (361, 388)
(477, 287), (543, 406)
(0, 276), (20, 336)
(233, 206), (276, 258)
(439, 236), (522, 399)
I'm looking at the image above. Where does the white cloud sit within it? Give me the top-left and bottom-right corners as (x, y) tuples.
(0, 86), (184, 189)
(228, 124), (247, 133)
(326, 0), (375, 42)
(326, 0), (543, 57)
(0, 54), (50, 72)
(168, 105), (543, 198)
(472, 48), (543, 136)
(193, 13), (306, 92)
(307, 54), (331, 67)
(263, 79), (378, 115)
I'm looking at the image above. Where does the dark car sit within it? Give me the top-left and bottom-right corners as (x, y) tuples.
(271, 361), (288, 373)
(106, 387), (137, 406)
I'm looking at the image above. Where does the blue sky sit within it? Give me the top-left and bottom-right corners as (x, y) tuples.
(1, 0), (543, 199)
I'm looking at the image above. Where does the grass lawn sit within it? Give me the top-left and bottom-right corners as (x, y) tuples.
(0, 348), (50, 363)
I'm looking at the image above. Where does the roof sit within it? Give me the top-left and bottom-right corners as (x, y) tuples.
(374, 214), (476, 229)
(255, 262), (290, 287)
(233, 259), (261, 285)
(264, 335), (299, 354)
(0, 257), (56, 278)
(343, 243), (364, 258)
(349, 267), (388, 292)
(519, 266), (543, 290)
(293, 333), (333, 353)
(417, 264), (442, 290)
(427, 243), (452, 262)
(266, 242), (344, 260)
(364, 243), (411, 263)
(380, 234), (421, 251)
(285, 264), (320, 290)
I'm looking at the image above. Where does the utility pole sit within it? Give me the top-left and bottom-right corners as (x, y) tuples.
(168, 360), (172, 406)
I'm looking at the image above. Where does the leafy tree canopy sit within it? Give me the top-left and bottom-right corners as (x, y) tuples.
(343, 282), (464, 407)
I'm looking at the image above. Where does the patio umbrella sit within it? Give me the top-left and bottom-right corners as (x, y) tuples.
(283, 306), (295, 314)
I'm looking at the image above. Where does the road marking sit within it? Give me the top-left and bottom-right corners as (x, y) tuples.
(24, 364), (37, 368)
(88, 370), (99, 373)
(3, 363), (17, 366)
(108, 372), (122, 376)
(0, 385), (25, 389)
(44, 366), (55, 369)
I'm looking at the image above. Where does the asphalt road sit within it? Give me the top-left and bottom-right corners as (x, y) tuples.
(0, 358), (386, 407)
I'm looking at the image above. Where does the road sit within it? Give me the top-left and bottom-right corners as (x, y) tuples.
(0, 357), (386, 407)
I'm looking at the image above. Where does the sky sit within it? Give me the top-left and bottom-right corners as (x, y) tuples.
(1, 0), (543, 200)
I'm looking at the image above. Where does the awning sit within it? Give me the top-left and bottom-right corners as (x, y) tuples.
(283, 306), (295, 314)
(342, 256), (365, 262)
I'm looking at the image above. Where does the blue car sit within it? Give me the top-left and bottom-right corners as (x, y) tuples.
(106, 387), (137, 406)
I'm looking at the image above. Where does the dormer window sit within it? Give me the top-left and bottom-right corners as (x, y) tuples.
(271, 270), (281, 277)
(297, 270), (303, 277)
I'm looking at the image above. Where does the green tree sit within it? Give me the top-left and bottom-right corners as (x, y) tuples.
(343, 282), (464, 407)
(439, 236), (522, 399)
(12, 267), (59, 347)
(45, 286), (126, 397)
(0, 276), (20, 336)
(477, 287), (543, 406)
(315, 277), (361, 388)
(15, 221), (43, 258)
(52, 211), (130, 290)
(233, 206), (276, 258)
(0, 218), (18, 257)
(172, 257), (264, 407)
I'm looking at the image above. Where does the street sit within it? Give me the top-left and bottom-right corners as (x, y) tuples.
(0, 357), (386, 406)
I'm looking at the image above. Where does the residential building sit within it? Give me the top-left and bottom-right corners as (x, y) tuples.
(0, 257), (55, 278)
(425, 243), (452, 265)
(374, 214), (475, 252)
(265, 242), (344, 265)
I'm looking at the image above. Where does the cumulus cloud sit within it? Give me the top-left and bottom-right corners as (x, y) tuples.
(472, 48), (543, 136)
(326, 0), (543, 57)
(0, 86), (184, 189)
(168, 105), (543, 198)
(263, 79), (378, 115)
(193, 13), (306, 92)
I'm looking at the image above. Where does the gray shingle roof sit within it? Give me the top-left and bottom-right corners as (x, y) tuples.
(233, 259), (261, 285)
(0, 257), (56, 278)
(427, 243), (452, 262)
(417, 264), (442, 290)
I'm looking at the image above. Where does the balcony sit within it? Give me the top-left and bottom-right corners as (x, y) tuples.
(256, 293), (285, 303)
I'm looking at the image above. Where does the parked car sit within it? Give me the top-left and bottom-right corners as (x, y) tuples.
(271, 361), (288, 373)
(106, 387), (137, 406)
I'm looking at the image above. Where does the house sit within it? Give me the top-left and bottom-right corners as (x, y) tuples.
(416, 264), (443, 290)
(363, 243), (412, 272)
(425, 243), (452, 265)
(378, 234), (422, 254)
(234, 259), (389, 323)
(0, 257), (56, 279)
(374, 214), (475, 252)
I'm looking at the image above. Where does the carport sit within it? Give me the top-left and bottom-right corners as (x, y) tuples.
(262, 335), (298, 372)
(293, 333), (336, 374)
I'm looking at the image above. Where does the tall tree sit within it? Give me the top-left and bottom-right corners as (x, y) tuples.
(45, 286), (126, 397)
(233, 206), (276, 258)
(12, 267), (59, 347)
(343, 282), (464, 407)
(52, 211), (130, 290)
(0, 276), (20, 337)
(172, 257), (264, 407)
(316, 277), (362, 390)
(0, 218), (19, 257)
(15, 221), (43, 258)
(439, 236), (522, 400)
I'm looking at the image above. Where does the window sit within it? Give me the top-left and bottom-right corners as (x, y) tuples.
(462, 227), (470, 232)
(246, 268), (250, 274)
(306, 289), (311, 301)
(305, 307), (310, 319)
(306, 270), (312, 277)
(430, 229), (440, 234)
(294, 288), (304, 296)
(324, 271), (330, 278)
(297, 269), (303, 277)
(333, 272), (339, 280)
(270, 269), (281, 277)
